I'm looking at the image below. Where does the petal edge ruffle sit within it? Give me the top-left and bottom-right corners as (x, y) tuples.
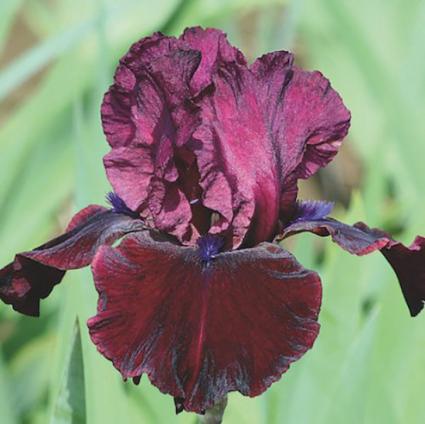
(88, 232), (321, 413)
(281, 217), (425, 316)
(0, 205), (145, 316)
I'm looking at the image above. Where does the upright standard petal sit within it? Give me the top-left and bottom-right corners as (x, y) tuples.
(181, 27), (246, 93)
(280, 213), (425, 317)
(102, 35), (204, 241)
(252, 53), (350, 217)
(252, 53), (351, 181)
(190, 51), (350, 247)
(102, 30), (350, 248)
(88, 232), (321, 413)
(192, 62), (282, 247)
(0, 205), (144, 316)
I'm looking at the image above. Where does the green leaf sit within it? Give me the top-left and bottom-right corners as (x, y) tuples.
(51, 320), (86, 424)
(0, 20), (93, 103)
(0, 350), (17, 424)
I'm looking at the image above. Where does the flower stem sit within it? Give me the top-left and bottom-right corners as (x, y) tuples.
(197, 397), (228, 424)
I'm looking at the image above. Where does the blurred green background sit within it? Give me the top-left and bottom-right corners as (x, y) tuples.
(1, 0), (425, 423)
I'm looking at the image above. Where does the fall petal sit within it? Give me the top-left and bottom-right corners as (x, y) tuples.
(281, 216), (425, 316)
(88, 232), (321, 413)
(0, 205), (144, 316)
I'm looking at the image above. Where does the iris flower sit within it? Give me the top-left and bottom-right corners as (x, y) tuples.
(1, 27), (425, 415)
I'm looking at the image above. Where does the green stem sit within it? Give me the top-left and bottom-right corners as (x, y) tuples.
(197, 397), (228, 424)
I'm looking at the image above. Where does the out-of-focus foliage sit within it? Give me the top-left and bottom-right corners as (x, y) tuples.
(1, 0), (425, 423)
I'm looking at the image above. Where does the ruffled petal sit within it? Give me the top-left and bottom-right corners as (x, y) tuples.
(0, 205), (144, 316)
(181, 26), (246, 94)
(252, 54), (351, 181)
(0, 259), (64, 317)
(251, 53), (350, 225)
(280, 216), (425, 317)
(88, 232), (321, 413)
(191, 62), (282, 247)
(190, 51), (350, 247)
(102, 30), (350, 247)
(101, 34), (203, 242)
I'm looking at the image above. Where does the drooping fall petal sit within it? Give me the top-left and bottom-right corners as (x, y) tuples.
(0, 205), (144, 316)
(281, 214), (425, 316)
(88, 231), (321, 413)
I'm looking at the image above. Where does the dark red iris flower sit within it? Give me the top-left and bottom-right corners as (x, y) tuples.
(1, 27), (425, 414)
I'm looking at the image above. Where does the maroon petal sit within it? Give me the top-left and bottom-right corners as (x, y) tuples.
(88, 232), (321, 413)
(281, 217), (425, 317)
(191, 62), (282, 247)
(252, 53), (351, 181)
(190, 51), (350, 247)
(251, 53), (350, 227)
(101, 34), (203, 241)
(102, 29), (350, 248)
(181, 26), (246, 94)
(0, 260), (64, 317)
(0, 205), (144, 316)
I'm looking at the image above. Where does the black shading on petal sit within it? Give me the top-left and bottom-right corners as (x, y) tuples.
(281, 217), (425, 317)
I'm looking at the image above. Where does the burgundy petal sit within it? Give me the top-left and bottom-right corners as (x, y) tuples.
(66, 204), (107, 231)
(0, 205), (144, 316)
(0, 259), (63, 317)
(252, 54), (351, 181)
(101, 29), (350, 248)
(88, 232), (321, 413)
(281, 217), (425, 316)
(181, 26), (246, 94)
(191, 62), (282, 247)
(101, 34), (202, 241)
(189, 51), (350, 247)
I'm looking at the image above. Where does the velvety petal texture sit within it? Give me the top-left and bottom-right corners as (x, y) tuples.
(181, 27), (246, 94)
(88, 232), (321, 413)
(102, 46), (200, 241)
(281, 215), (425, 316)
(101, 28), (350, 247)
(0, 205), (144, 316)
(101, 28), (244, 244)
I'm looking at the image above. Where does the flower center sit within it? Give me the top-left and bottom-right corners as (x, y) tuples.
(197, 235), (224, 263)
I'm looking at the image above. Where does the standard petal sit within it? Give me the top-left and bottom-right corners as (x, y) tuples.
(280, 217), (425, 317)
(101, 34), (203, 242)
(0, 205), (144, 316)
(181, 26), (246, 93)
(88, 232), (321, 413)
(191, 52), (350, 247)
(251, 53), (350, 225)
(102, 30), (350, 248)
(252, 54), (351, 181)
(191, 62), (282, 247)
